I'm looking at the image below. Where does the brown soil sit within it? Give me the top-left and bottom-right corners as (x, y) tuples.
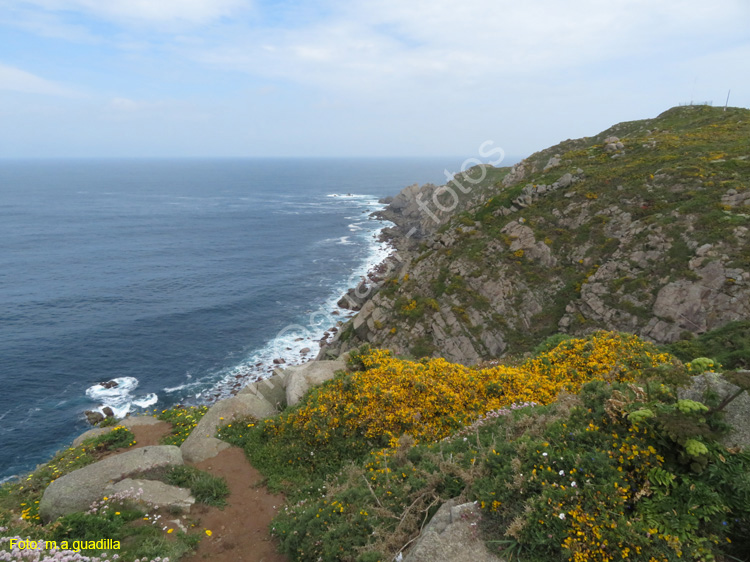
(130, 421), (172, 448)
(181, 447), (289, 562)
(99, 420), (288, 561)
(95, 420), (172, 461)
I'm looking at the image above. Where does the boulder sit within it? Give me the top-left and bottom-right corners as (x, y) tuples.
(239, 373), (287, 410)
(85, 410), (105, 426)
(679, 371), (750, 449)
(39, 445), (183, 522)
(73, 427), (111, 447)
(403, 499), (502, 562)
(543, 155), (561, 171)
(105, 478), (194, 512)
(284, 358), (347, 407)
(181, 391), (279, 463)
(557, 172), (573, 189)
(120, 415), (163, 429)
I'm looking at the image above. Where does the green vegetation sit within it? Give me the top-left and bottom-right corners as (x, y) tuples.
(351, 106), (750, 359)
(164, 465), (230, 507)
(666, 321), (750, 370)
(0, 427), (136, 524)
(0, 418), (218, 562)
(217, 331), (750, 562)
(157, 405), (209, 445)
(1, 489), (200, 561)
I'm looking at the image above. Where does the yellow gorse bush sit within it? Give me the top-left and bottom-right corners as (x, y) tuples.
(270, 332), (673, 448)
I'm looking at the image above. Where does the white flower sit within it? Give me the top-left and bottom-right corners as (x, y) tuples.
(559, 470), (565, 476)
(558, 513), (566, 520)
(571, 481), (577, 487)
(542, 452), (548, 457)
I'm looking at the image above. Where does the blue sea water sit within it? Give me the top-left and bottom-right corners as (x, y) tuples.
(0, 158), (460, 481)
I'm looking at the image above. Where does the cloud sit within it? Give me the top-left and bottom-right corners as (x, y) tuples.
(109, 97), (140, 111)
(8, 0), (250, 25)
(0, 62), (79, 96)
(190, 0), (750, 97)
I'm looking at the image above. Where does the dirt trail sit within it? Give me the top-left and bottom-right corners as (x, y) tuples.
(181, 447), (288, 562)
(108, 419), (288, 561)
(130, 421), (172, 448)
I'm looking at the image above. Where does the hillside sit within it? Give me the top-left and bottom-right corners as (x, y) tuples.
(3, 106), (750, 562)
(325, 105), (750, 364)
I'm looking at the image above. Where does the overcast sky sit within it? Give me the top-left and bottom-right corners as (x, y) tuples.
(1, 0), (748, 159)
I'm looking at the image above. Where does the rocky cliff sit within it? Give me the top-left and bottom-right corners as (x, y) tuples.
(324, 105), (750, 364)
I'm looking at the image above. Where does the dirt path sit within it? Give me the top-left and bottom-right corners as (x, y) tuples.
(130, 421), (172, 448)
(103, 418), (288, 561)
(181, 447), (289, 562)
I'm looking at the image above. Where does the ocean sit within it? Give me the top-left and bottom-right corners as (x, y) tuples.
(0, 158), (461, 482)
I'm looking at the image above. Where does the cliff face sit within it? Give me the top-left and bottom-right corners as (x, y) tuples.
(325, 105), (750, 364)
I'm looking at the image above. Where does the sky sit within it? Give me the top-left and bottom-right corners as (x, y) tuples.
(0, 0), (749, 159)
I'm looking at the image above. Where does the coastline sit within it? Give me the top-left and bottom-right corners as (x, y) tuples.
(194, 194), (399, 403)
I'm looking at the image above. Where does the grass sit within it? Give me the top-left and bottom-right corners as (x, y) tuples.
(157, 405), (209, 445)
(0, 426), (136, 524)
(0, 413), (222, 562)
(164, 466), (230, 507)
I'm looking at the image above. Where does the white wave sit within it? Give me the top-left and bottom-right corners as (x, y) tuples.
(85, 376), (159, 419)
(163, 382), (195, 393)
(86, 377), (139, 401)
(196, 192), (395, 401)
(132, 393), (158, 408)
(326, 193), (368, 199)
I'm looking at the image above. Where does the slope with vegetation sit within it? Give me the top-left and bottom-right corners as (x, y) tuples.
(326, 105), (750, 364)
(3, 106), (750, 562)
(219, 332), (750, 562)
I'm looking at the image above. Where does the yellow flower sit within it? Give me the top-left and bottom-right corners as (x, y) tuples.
(205, 529), (213, 536)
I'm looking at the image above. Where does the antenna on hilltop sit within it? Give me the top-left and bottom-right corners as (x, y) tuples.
(724, 90), (731, 111)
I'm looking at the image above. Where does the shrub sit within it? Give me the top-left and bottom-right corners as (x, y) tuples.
(473, 380), (750, 562)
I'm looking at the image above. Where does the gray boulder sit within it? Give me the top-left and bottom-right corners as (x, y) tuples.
(39, 445), (183, 522)
(181, 390), (279, 463)
(679, 371), (750, 449)
(557, 172), (573, 189)
(105, 478), (194, 512)
(120, 415), (163, 429)
(85, 410), (104, 425)
(403, 499), (503, 562)
(73, 427), (111, 448)
(284, 358), (347, 407)
(239, 372), (288, 410)
(72, 415), (164, 448)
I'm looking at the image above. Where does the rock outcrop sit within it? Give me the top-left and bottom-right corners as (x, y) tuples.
(323, 105), (750, 364)
(679, 371), (750, 450)
(73, 415), (168, 447)
(284, 358), (347, 407)
(106, 478), (195, 512)
(403, 499), (503, 562)
(39, 445), (183, 522)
